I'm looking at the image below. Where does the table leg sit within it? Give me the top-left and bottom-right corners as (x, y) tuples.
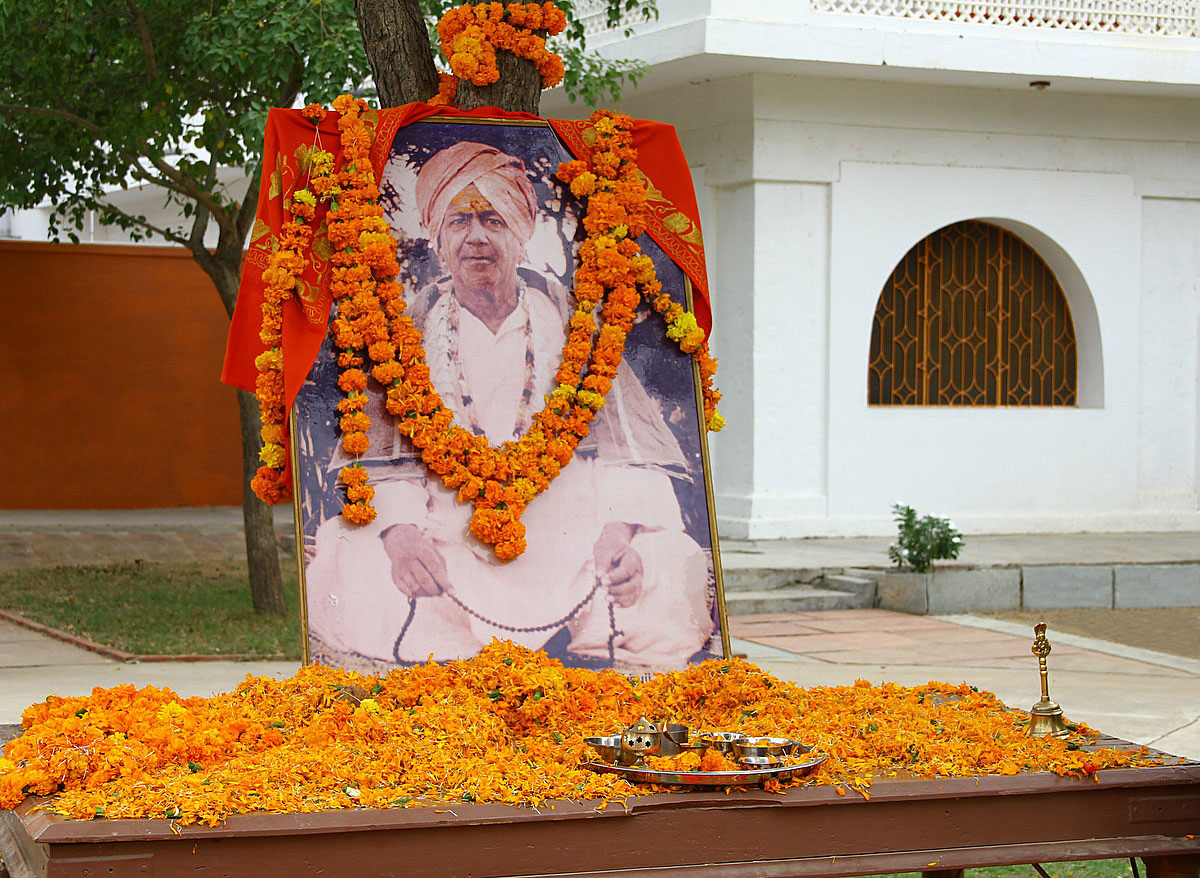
(1144, 855), (1200, 878)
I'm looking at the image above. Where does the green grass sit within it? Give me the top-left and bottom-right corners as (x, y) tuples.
(0, 560), (303, 658)
(873, 858), (1132, 878)
(873, 860), (1136, 878)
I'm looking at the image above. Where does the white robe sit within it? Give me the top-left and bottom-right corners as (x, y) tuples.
(306, 285), (713, 669)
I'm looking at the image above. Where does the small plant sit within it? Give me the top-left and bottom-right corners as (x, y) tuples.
(887, 504), (964, 573)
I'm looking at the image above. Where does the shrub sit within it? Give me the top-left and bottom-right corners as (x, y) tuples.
(887, 504), (964, 573)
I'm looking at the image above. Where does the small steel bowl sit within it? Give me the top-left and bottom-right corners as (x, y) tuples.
(738, 754), (786, 768)
(584, 735), (627, 764)
(657, 723), (691, 755)
(733, 737), (801, 759)
(694, 731), (748, 754)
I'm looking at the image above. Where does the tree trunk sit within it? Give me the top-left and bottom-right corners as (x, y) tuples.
(354, 0), (542, 114)
(354, 0), (439, 107)
(203, 243), (288, 618)
(237, 388), (288, 615)
(456, 49), (542, 114)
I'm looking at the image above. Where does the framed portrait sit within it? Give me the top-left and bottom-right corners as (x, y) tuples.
(291, 117), (727, 674)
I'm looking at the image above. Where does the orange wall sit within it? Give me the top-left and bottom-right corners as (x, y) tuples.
(0, 242), (244, 508)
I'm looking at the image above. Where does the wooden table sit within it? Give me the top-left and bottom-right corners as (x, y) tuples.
(2, 727), (1197, 878)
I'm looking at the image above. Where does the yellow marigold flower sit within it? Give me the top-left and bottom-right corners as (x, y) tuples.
(258, 442), (286, 469)
(293, 189), (317, 207)
(707, 410), (726, 432)
(551, 384), (576, 399)
(666, 312), (699, 342)
(260, 423), (285, 446)
(576, 389), (606, 410)
(359, 698), (383, 716)
(156, 702), (188, 724)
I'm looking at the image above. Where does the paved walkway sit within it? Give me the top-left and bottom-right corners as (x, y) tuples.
(732, 609), (1200, 760)
(721, 531), (1200, 571)
(0, 510), (1196, 760)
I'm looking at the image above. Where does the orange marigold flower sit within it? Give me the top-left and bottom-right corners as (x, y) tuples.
(250, 466), (291, 505)
(342, 501), (377, 525)
(342, 431), (370, 456)
(338, 369), (369, 392)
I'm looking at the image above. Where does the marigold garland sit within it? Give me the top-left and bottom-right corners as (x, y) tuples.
(0, 642), (1155, 825)
(251, 91), (724, 556)
(437, 2), (567, 90)
(248, 105), (334, 507)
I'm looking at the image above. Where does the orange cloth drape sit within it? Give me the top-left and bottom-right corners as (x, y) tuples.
(221, 103), (711, 419)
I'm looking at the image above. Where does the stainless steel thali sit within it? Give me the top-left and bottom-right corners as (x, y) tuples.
(582, 751), (827, 787)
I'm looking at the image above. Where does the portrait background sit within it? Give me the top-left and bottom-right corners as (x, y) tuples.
(292, 119), (723, 673)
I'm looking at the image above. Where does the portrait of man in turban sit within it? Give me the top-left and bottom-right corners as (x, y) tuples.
(299, 123), (719, 673)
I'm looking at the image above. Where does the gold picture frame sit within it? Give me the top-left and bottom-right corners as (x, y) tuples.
(288, 116), (728, 671)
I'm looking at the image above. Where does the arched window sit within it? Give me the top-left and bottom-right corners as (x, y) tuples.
(869, 220), (1077, 406)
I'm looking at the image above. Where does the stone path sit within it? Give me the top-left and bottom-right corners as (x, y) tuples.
(730, 609), (1200, 760)
(0, 510), (1196, 760)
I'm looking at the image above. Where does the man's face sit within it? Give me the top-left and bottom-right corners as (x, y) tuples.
(436, 205), (524, 296)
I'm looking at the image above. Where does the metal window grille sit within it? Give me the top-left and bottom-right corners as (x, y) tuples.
(868, 221), (1077, 406)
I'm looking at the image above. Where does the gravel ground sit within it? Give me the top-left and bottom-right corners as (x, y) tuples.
(982, 607), (1200, 660)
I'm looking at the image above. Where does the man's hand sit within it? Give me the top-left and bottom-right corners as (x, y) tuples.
(593, 522), (644, 608)
(380, 524), (450, 599)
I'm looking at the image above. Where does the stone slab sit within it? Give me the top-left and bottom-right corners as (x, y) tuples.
(1023, 565), (1113, 609)
(876, 573), (928, 614)
(724, 586), (866, 614)
(927, 568), (1021, 614)
(1114, 564), (1200, 608)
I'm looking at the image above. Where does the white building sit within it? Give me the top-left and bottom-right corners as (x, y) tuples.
(546, 0), (1200, 539)
(7, 2), (1197, 540)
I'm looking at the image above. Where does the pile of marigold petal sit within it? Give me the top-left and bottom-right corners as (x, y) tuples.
(0, 641), (1153, 825)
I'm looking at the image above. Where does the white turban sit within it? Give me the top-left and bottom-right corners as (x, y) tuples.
(415, 141), (538, 244)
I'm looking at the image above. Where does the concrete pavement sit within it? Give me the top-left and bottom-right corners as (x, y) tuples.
(733, 609), (1200, 760)
(0, 509), (1195, 760)
(0, 617), (298, 725)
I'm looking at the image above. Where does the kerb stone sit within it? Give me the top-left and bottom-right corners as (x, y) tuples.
(1114, 564), (1200, 608)
(926, 568), (1020, 614)
(876, 572), (929, 614)
(1023, 565), (1113, 609)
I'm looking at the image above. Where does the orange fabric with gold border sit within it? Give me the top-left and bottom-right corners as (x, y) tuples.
(221, 104), (711, 417)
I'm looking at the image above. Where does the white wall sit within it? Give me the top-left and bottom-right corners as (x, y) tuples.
(569, 73), (1200, 537)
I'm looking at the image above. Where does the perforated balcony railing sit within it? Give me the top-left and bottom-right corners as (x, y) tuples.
(811, 0), (1200, 37)
(574, 0), (1200, 38)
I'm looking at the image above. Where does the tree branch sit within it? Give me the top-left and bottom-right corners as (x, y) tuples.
(235, 162), (263, 244)
(0, 102), (103, 135)
(91, 200), (190, 248)
(123, 0), (158, 81)
(1, 101), (236, 236)
(278, 49), (305, 109)
(134, 143), (235, 236)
